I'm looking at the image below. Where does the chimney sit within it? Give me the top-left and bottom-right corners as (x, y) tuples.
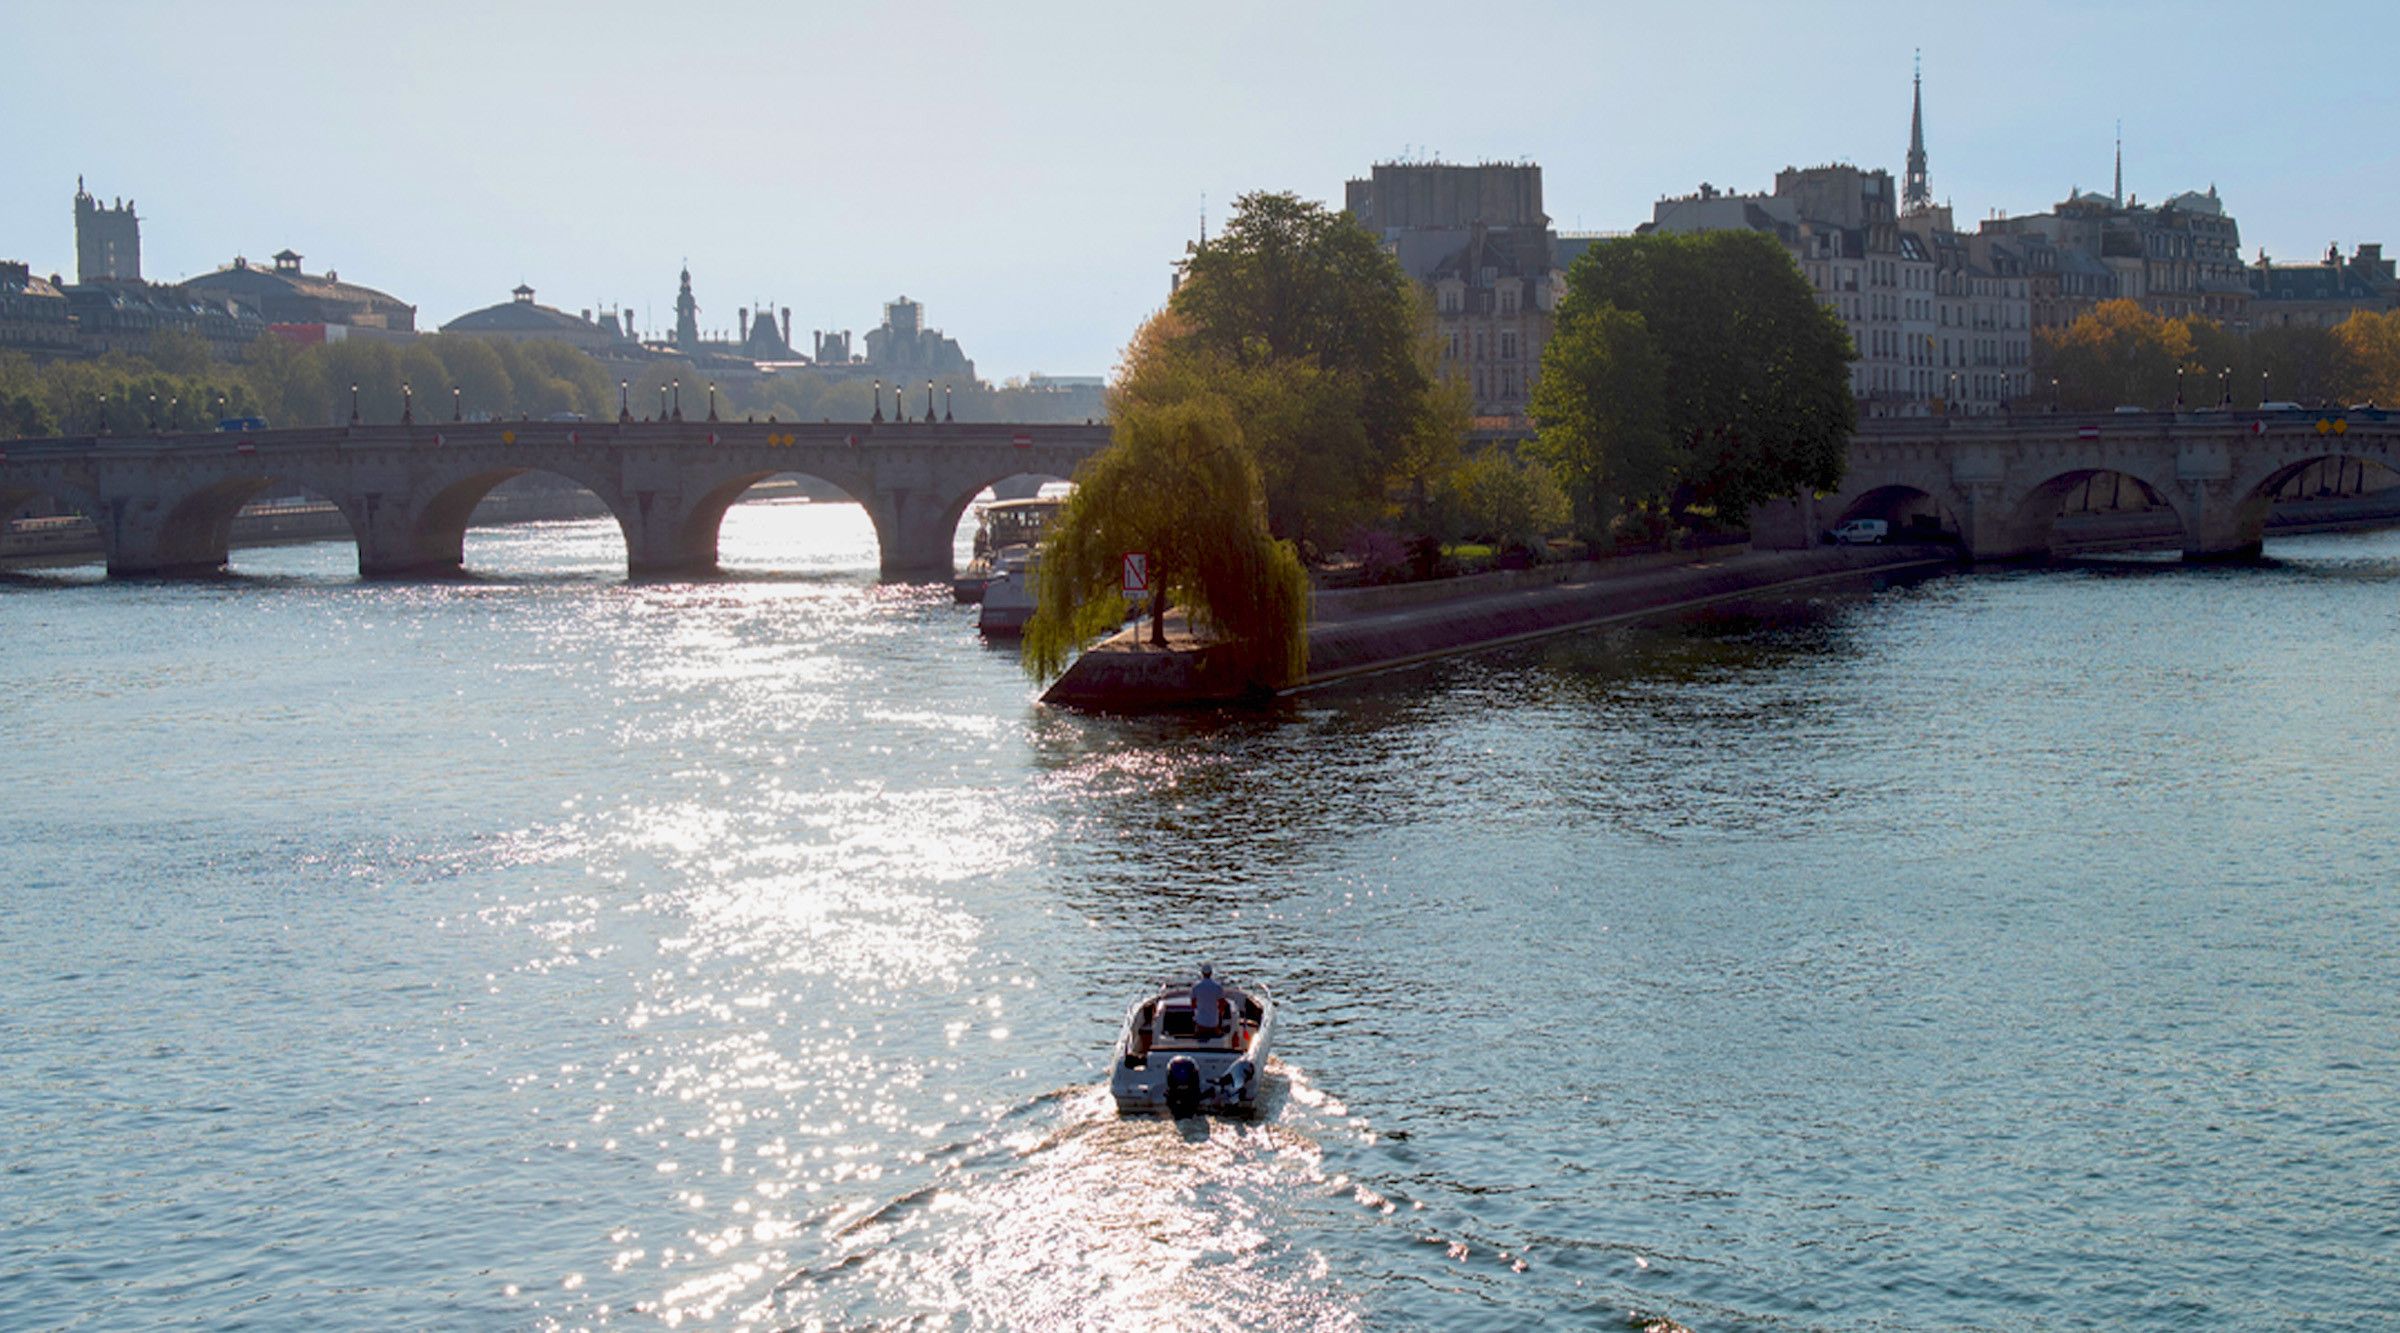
(781, 307), (792, 348)
(739, 307), (750, 341)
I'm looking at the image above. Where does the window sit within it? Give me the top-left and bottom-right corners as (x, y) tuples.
(1500, 332), (1517, 360)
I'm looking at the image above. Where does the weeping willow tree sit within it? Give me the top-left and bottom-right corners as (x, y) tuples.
(1021, 395), (1310, 691)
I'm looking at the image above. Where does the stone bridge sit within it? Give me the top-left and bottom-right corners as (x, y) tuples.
(1773, 410), (2400, 560)
(0, 418), (1109, 579)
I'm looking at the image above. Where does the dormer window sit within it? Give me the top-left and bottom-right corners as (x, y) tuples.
(513, 284), (536, 304)
(272, 249), (302, 275)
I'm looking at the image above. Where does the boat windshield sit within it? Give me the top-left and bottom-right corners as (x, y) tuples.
(979, 498), (1064, 550)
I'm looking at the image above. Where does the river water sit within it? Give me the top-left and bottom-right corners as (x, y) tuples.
(3, 497), (2396, 1331)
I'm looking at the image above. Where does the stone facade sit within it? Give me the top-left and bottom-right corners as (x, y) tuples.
(1980, 187), (2247, 328)
(74, 179), (140, 284)
(2249, 243), (2400, 329)
(863, 296), (975, 388)
(0, 261), (77, 359)
(1902, 209), (2034, 414)
(1348, 162), (1561, 434)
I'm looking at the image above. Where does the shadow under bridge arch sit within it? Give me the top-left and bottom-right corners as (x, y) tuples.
(1831, 484), (1963, 544)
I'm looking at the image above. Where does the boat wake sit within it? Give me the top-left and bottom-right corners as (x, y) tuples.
(777, 1061), (1366, 1329)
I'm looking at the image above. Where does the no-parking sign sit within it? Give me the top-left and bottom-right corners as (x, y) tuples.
(1122, 552), (1149, 595)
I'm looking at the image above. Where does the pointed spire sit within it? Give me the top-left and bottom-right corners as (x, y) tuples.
(1903, 50), (1930, 213)
(2114, 120), (2123, 207)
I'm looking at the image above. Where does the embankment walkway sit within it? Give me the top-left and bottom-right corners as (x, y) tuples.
(1043, 544), (1954, 711)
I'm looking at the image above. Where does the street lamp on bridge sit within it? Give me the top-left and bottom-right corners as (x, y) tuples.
(2176, 367), (2185, 410)
(671, 378), (682, 422)
(658, 383), (668, 420)
(2260, 369), (2270, 406)
(619, 379), (630, 423)
(2219, 367), (2230, 407)
(872, 379), (884, 423)
(350, 383), (361, 425)
(453, 385), (462, 423)
(401, 381), (414, 425)
(944, 384), (953, 422)
(707, 382), (718, 422)
(97, 394), (108, 435)
(925, 379), (935, 423)
(149, 393), (159, 431)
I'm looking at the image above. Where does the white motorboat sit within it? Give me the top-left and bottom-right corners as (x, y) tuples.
(976, 544), (1039, 637)
(955, 495), (1067, 605)
(1109, 970), (1273, 1117)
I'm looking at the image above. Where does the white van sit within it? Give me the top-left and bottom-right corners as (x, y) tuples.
(1831, 518), (1889, 545)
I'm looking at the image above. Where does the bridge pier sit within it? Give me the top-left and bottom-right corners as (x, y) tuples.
(866, 486), (961, 581)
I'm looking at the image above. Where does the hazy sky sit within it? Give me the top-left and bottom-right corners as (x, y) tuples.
(10, 1), (2394, 379)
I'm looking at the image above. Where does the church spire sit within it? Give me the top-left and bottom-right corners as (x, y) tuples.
(2113, 121), (2124, 207)
(1902, 50), (1930, 213)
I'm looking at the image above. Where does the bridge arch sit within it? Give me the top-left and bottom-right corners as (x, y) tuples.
(1, 478), (108, 571)
(933, 465), (1077, 560)
(2212, 444), (2400, 556)
(2004, 464), (2183, 558)
(665, 464), (875, 575)
(1831, 484), (1962, 542)
(391, 461), (634, 578)
(106, 465), (366, 577)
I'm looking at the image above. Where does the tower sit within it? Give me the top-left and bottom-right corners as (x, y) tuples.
(2114, 121), (2124, 207)
(674, 264), (699, 349)
(74, 176), (143, 283)
(1902, 53), (1931, 214)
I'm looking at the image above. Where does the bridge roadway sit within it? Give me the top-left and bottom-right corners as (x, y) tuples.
(5, 410), (2396, 579)
(0, 418), (1109, 579)
(1785, 409), (2400, 560)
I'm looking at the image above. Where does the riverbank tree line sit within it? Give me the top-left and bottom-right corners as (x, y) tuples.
(0, 335), (1108, 442)
(2033, 299), (2400, 412)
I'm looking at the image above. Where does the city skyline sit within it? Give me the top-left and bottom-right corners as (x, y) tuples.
(10, 0), (2396, 379)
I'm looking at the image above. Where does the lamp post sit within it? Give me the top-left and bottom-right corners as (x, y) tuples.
(925, 379), (935, 422)
(872, 379), (883, 423)
(453, 384), (462, 422)
(401, 381), (414, 425)
(671, 378), (682, 422)
(97, 394), (108, 435)
(149, 393), (160, 431)
(2260, 369), (2270, 407)
(619, 379), (630, 423)
(944, 384), (953, 422)
(2219, 367), (2230, 407)
(658, 384), (668, 420)
(2175, 367), (2185, 411)
(706, 382), (718, 422)
(350, 383), (361, 425)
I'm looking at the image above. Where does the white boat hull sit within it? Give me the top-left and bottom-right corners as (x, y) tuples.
(1109, 982), (1273, 1116)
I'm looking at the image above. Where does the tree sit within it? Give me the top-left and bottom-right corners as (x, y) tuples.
(2035, 299), (2196, 409)
(1438, 448), (1571, 553)
(1534, 230), (1853, 527)
(1121, 190), (1455, 546)
(2337, 309), (2400, 404)
(1528, 303), (1673, 539)
(1021, 392), (1309, 692)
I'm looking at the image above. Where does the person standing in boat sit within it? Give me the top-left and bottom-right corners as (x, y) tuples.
(1190, 963), (1226, 1037)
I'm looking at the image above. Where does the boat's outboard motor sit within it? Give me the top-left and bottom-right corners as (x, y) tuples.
(1164, 1056), (1202, 1116)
